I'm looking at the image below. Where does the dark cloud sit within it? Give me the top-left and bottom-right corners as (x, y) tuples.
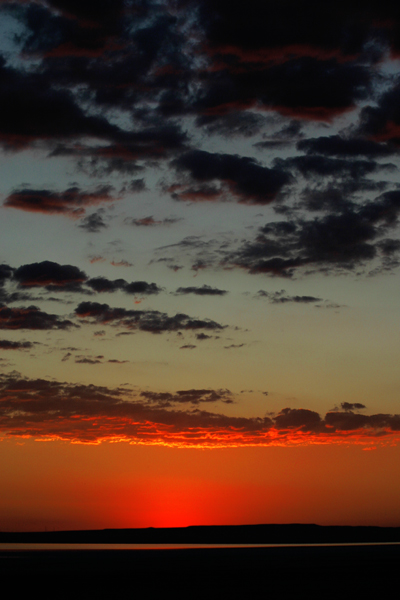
(72, 125), (188, 175)
(147, 0), (388, 124)
(0, 264), (14, 286)
(86, 277), (162, 296)
(358, 79), (400, 144)
(224, 343), (245, 349)
(0, 4), (189, 163)
(297, 136), (397, 158)
(128, 179), (146, 193)
(153, 235), (236, 275)
(124, 281), (162, 295)
(0, 305), (76, 330)
(0, 0), (398, 169)
(108, 359), (128, 364)
(0, 55), (136, 149)
(59, 346), (80, 352)
(198, 111), (267, 137)
(255, 140), (292, 150)
(126, 215), (182, 227)
(341, 402), (366, 411)
(86, 277), (127, 293)
(257, 290), (322, 304)
(0, 0), (399, 375)
(4, 186), (115, 218)
(273, 408), (322, 431)
(274, 120), (304, 140)
(75, 355), (104, 364)
(324, 411), (371, 431)
(255, 122), (304, 150)
(110, 260), (133, 268)
(195, 0), (395, 57)
(75, 301), (226, 333)
(195, 58), (372, 122)
(275, 155), (391, 180)
(78, 210), (108, 232)
(141, 388), (233, 407)
(175, 285), (228, 296)
(127, 216), (159, 227)
(1, 372), (400, 445)
(227, 191), (400, 276)
(0, 289), (39, 305)
(196, 333), (212, 340)
(45, 0), (125, 31)
(7, 261), (162, 298)
(0, 340), (34, 350)
(299, 186), (359, 214)
(14, 261), (87, 291)
(378, 238), (400, 255)
(0, 373), (271, 444)
(361, 191), (400, 225)
(180, 344), (196, 349)
(73, 153), (144, 177)
(192, 259), (212, 272)
(19, 0), (125, 59)
(172, 150), (292, 204)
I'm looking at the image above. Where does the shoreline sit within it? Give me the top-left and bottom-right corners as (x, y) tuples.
(1, 523), (400, 545)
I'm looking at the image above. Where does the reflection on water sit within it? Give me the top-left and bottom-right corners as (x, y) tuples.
(1, 542), (399, 551)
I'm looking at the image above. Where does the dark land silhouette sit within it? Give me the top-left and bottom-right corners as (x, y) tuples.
(1, 523), (400, 544)
(1, 543), (399, 596)
(2, 525), (400, 595)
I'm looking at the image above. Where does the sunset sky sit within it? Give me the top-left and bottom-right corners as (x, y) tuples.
(1, 0), (400, 531)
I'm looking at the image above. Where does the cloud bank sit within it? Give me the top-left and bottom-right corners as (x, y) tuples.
(1, 374), (399, 447)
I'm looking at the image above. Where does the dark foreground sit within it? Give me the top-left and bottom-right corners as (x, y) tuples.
(1, 545), (399, 595)
(1, 523), (400, 544)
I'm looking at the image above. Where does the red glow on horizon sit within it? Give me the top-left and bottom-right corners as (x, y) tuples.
(3, 416), (400, 449)
(109, 479), (299, 530)
(2, 437), (400, 532)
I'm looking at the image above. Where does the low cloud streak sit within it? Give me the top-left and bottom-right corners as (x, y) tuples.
(0, 374), (399, 447)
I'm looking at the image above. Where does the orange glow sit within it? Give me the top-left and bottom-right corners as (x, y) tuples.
(2, 414), (400, 448)
(2, 439), (400, 531)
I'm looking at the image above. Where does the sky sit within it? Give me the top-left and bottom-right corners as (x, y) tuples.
(1, 0), (400, 531)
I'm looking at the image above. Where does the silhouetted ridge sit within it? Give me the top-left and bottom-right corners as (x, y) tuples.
(1, 524), (400, 544)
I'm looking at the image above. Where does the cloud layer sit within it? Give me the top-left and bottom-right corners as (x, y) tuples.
(1, 373), (399, 447)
